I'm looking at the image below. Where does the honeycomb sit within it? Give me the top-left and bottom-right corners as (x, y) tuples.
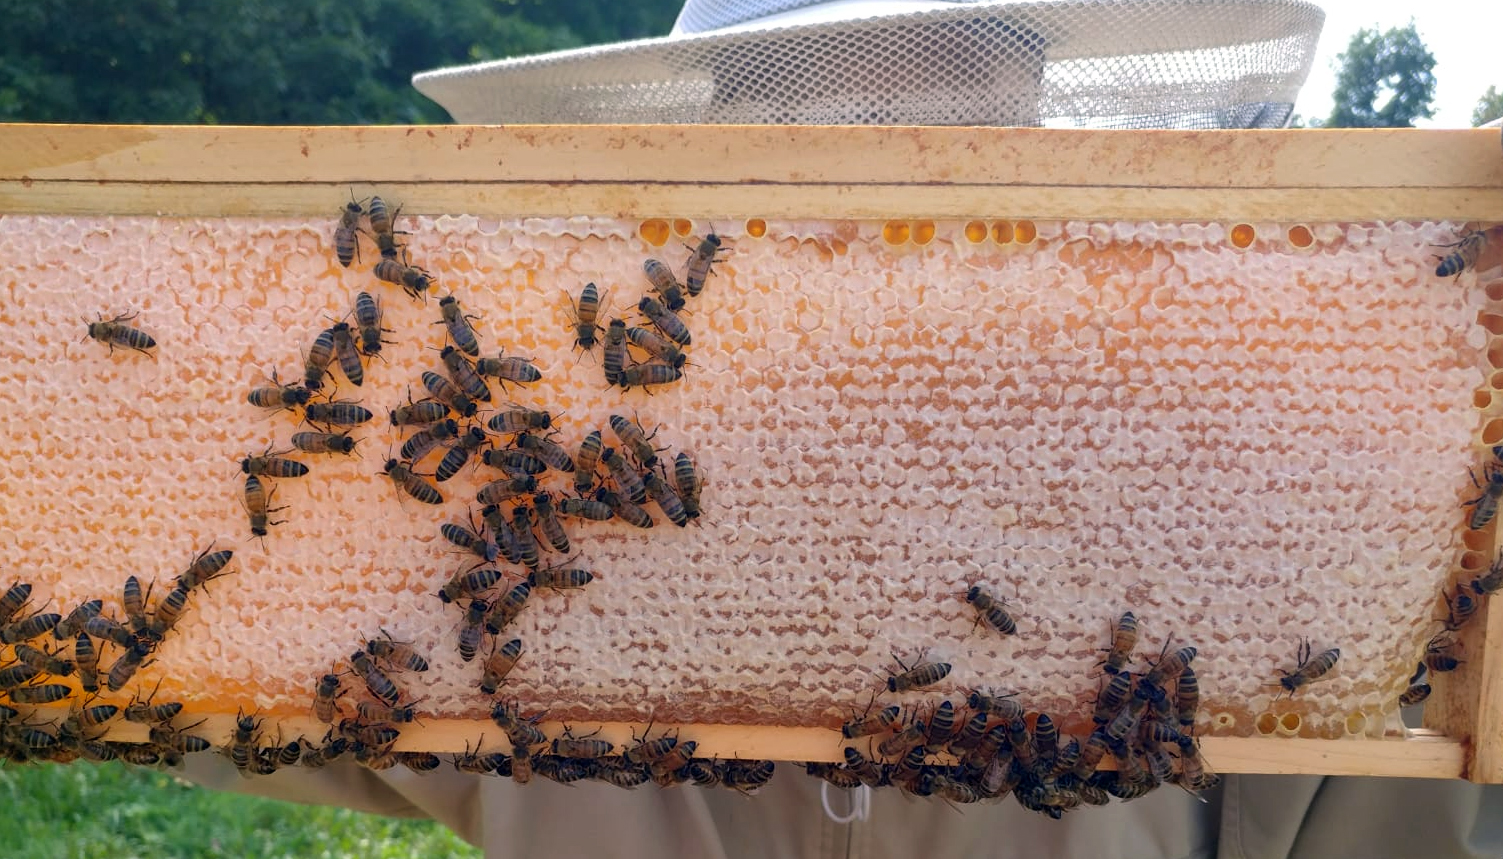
(0, 212), (1490, 750)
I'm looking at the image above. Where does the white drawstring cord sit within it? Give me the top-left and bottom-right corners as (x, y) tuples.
(820, 781), (872, 824)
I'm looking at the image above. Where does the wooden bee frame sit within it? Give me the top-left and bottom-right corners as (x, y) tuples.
(1, 124), (1502, 782)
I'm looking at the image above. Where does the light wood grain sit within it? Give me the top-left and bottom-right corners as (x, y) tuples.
(0, 125), (1501, 220)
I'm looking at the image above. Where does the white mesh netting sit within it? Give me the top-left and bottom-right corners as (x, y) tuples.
(413, 0), (1323, 128)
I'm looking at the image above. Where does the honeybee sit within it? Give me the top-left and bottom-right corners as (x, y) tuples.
(353, 292), (391, 357)
(1473, 556), (1503, 596)
(567, 282), (607, 353)
(83, 615), (135, 648)
(841, 747), (886, 787)
(624, 326), (687, 369)
(304, 327), (336, 390)
(642, 259), (686, 311)
(73, 633), (100, 694)
(964, 585), (1018, 636)
(458, 599), (489, 662)
(1, 611), (60, 644)
(150, 721), (212, 754)
(0, 663), (40, 688)
(1175, 736), (1218, 791)
(1144, 645), (1198, 686)
(566, 431), (604, 495)
(55, 598), (103, 640)
(886, 654), (952, 693)
(355, 701), (418, 724)
(440, 346), (492, 404)
(121, 575), (151, 636)
(876, 714), (926, 758)
(638, 296), (690, 345)
(1176, 666), (1201, 730)
(312, 674), (344, 723)
(437, 567), (502, 604)
(398, 751), (442, 772)
(482, 505), (522, 564)
(1400, 681), (1432, 707)
(66, 702), (119, 731)
(601, 447), (646, 503)
(242, 474), (287, 538)
(642, 470), (688, 527)
(146, 584), (192, 640)
(1425, 635), (1463, 673)
(924, 700), (962, 747)
(684, 232), (725, 297)
(367, 196), (397, 248)
(437, 427), (488, 482)
(517, 433), (575, 474)
(596, 487), (653, 528)
(304, 400), (374, 427)
(530, 492), (571, 553)
(390, 397), (451, 427)
(482, 447), (547, 477)
(1102, 611), (1138, 675)
(623, 731), (680, 766)
(400, 418), (460, 463)
(291, 430), (358, 456)
(125, 682), (183, 724)
(484, 581), (532, 634)
(503, 506), (540, 572)
(488, 407), (552, 436)
(437, 296), (482, 357)
(0, 582), (32, 624)
(552, 728), (613, 759)
(241, 448), (310, 478)
(374, 258), (434, 301)
(383, 459), (443, 505)
(609, 414), (660, 469)
(477, 475), (538, 506)
(475, 352), (543, 386)
(721, 760), (775, 794)
(179, 546), (234, 592)
(84, 311), (156, 355)
(1435, 229), (1488, 280)
(1445, 587), (1479, 631)
(528, 559), (594, 591)
(106, 639), (154, 692)
(805, 762), (863, 790)
(247, 372), (312, 411)
(1466, 464), (1503, 530)
(441, 515), (497, 564)
(559, 496), (613, 521)
(329, 322), (364, 387)
(480, 638), (524, 694)
(334, 196), (366, 267)
(349, 651), (402, 706)
(421, 370), (476, 418)
(511, 742), (533, 784)
(617, 361), (682, 392)
(367, 631), (430, 672)
(229, 709), (263, 770)
(1275, 639), (1340, 694)
(602, 319), (628, 385)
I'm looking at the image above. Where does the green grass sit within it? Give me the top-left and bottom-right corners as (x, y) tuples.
(0, 760), (480, 859)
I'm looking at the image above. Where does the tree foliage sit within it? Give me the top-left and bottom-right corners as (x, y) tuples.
(1324, 22), (1436, 128)
(0, 0), (680, 124)
(1474, 86), (1503, 128)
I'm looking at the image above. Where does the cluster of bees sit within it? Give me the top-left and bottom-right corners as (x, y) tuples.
(801, 592), (1340, 814)
(583, 235), (724, 392)
(0, 547), (234, 764)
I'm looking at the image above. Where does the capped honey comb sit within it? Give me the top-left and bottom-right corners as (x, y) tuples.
(0, 212), (1489, 751)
